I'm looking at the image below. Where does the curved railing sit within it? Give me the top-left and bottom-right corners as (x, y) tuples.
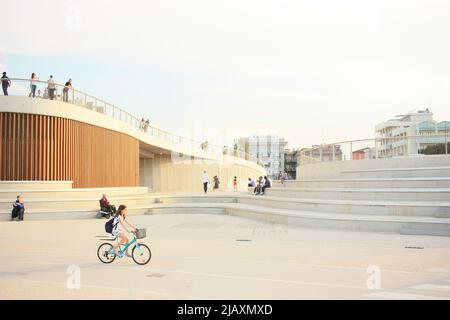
(298, 134), (450, 165)
(2, 78), (258, 163)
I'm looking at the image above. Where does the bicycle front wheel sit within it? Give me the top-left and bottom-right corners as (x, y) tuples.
(97, 243), (116, 264)
(132, 243), (151, 265)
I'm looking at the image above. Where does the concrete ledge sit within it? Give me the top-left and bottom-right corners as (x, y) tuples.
(237, 195), (450, 217)
(0, 181), (73, 190)
(341, 166), (450, 178)
(264, 187), (450, 201)
(283, 178), (450, 188)
(342, 166), (450, 173)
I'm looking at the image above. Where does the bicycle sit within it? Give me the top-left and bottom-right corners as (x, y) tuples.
(97, 228), (152, 265)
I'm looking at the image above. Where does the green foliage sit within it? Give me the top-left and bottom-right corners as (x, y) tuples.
(419, 142), (450, 155)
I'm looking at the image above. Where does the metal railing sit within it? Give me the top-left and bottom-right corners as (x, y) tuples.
(3, 78), (256, 163)
(298, 134), (450, 165)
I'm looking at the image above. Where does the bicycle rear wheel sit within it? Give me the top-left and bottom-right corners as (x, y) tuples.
(97, 243), (116, 263)
(132, 243), (151, 265)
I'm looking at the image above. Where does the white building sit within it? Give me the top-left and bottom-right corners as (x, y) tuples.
(375, 109), (450, 157)
(237, 135), (288, 178)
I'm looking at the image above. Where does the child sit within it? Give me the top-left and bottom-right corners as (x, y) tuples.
(213, 175), (220, 192)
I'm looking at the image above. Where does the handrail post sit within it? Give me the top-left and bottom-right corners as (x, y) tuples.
(375, 138), (378, 159)
(446, 132), (448, 155)
(350, 141), (353, 159)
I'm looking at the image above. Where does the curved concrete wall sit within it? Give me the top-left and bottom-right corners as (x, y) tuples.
(141, 154), (266, 192)
(296, 154), (450, 180)
(0, 96), (266, 191)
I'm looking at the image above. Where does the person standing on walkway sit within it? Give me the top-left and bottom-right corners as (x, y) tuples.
(47, 75), (56, 100)
(233, 176), (238, 192)
(139, 118), (145, 131)
(1, 72), (11, 95)
(202, 170), (210, 194)
(63, 78), (72, 102)
(29, 73), (38, 98)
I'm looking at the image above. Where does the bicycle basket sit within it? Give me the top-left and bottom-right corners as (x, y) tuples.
(135, 228), (146, 239)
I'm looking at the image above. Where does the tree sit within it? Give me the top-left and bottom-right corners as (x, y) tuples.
(419, 143), (450, 155)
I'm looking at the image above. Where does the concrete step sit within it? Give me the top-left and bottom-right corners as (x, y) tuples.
(3, 196), (450, 236)
(236, 195), (450, 218)
(0, 206), (149, 221)
(155, 196), (237, 204)
(341, 166), (450, 179)
(0, 187), (150, 200)
(147, 203), (226, 215)
(145, 201), (450, 237)
(225, 203), (450, 237)
(282, 178), (450, 189)
(263, 187), (450, 202)
(0, 194), (157, 210)
(0, 181), (73, 190)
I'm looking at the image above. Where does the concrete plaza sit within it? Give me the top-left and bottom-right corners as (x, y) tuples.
(1, 213), (450, 299)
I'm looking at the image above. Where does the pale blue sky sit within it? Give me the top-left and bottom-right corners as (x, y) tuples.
(1, 0), (450, 149)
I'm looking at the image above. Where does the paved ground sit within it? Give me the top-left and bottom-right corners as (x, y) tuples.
(1, 213), (450, 299)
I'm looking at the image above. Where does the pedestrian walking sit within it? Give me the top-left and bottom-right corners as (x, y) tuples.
(202, 170), (210, 194)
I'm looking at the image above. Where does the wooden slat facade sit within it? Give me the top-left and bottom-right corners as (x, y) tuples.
(0, 112), (139, 188)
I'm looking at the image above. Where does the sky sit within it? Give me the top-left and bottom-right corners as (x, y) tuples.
(1, 0), (449, 149)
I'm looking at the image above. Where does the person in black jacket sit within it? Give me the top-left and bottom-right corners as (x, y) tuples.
(12, 195), (25, 221)
(261, 176), (272, 195)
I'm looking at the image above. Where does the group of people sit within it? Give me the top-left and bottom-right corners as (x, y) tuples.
(139, 118), (150, 132)
(1, 71), (73, 101)
(201, 171), (238, 194)
(248, 176), (273, 195)
(278, 170), (289, 184)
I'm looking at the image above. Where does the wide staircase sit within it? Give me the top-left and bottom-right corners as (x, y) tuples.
(0, 181), (153, 220)
(141, 165), (450, 237)
(2, 164), (450, 237)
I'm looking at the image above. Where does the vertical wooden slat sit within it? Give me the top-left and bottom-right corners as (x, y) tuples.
(1, 112), (139, 187)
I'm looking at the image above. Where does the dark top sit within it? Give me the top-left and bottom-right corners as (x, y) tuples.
(1, 75), (9, 85)
(100, 198), (110, 207)
(63, 81), (72, 91)
(13, 200), (24, 209)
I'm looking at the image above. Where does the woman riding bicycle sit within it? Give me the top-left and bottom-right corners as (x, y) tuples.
(112, 205), (137, 257)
